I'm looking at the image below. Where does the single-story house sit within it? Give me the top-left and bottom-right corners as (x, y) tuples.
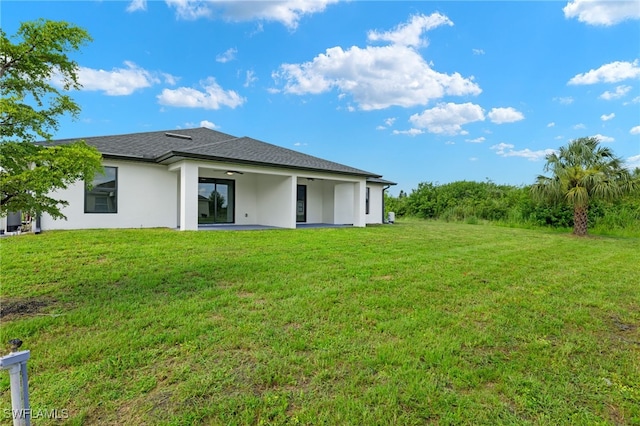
(32, 127), (395, 231)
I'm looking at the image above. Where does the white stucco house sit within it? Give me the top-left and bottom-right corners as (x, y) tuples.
(34, 127), (395, 231)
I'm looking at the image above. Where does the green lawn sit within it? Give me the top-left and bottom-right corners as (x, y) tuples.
(1, 221), (638, 425)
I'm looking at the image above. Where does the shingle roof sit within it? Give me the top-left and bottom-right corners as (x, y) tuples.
(46, 127), (381, 178)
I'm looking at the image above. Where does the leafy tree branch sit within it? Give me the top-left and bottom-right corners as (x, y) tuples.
(1, 19), (103, 219)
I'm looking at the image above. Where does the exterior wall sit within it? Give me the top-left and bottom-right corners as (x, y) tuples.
(41, 160), (178, 230)
(352, 180), (366, 227)
(256, 174), (295, 228)
(322, 183), (335, 223)
(366, 183), (386, 224)
(37, 156), (385, 231)
(178, 161), (199, 231)
(298, 178), (324, 224)
(198, 169), (258, 225)
(234, 174), (258, 225)
(334, 183), (354, 225)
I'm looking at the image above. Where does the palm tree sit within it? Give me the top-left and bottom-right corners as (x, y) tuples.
(531, 137), (638, 236)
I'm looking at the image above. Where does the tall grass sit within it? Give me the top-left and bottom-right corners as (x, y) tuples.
(1, 222), (639, 425)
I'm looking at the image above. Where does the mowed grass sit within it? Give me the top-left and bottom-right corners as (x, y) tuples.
(0, 221), (638, 425)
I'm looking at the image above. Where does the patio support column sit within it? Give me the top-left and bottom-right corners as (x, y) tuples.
(287, 175), (297, 229)
(353, 180), (366, 228)
(178, 162), (198, 231)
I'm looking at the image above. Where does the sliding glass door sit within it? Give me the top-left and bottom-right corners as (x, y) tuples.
(198, 178), (235, 224)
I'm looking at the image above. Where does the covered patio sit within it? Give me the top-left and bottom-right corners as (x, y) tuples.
(170, 160), (366, 231)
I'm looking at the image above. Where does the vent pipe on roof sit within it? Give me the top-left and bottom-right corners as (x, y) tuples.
(165, 132), (192, 140)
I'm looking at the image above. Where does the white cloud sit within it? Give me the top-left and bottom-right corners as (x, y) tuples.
(378, 118), (397, 130)
(629, 125), (640, 135)
(157, 77), (245, 109)
(465, 137), (486, 143)
(490, 142), (512, 151)
(547, 122), (556, 127)
(573, 123), (586, 129)
(599, 85), (632, 100)
(216, 48), (237, 63)
(126, 0), (146, 12)
(469, 157), (479, 162)
(568, 60), (640, 85)
(392, 128), (424, 136)
(487, 107), (524, 124)
(72, 61), (164, 95)
(162, 73), (179, 86)
(200, 120), (218, 129)
(625, 96), (640, 105)
(367, 13), (453, 47)
(165, 0), (211, 19)
(244, 70), (257, 88)
(592, 133), (615, 143)
(626, 154), (640, 169)
(563, 0), (640, 26)
(554, 96), (574, 105)
(165, 0), (339, 28)
(601, 113), (615, 121)
(491, 143), (556, 161)
(274, 14), (481, 110)
(409, 102), (485, 135)
(472, 48), (485, 55)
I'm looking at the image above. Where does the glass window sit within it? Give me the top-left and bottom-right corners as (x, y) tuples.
(296, 185), (306, 223)
(85, 167), (117, 213)
(366, 187), (370, 215)
(198, 178), (235, 224)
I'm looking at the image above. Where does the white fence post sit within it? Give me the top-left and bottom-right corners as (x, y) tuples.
(0, 350), (31, 426)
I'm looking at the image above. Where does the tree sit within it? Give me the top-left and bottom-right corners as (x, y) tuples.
(531, 137), (638, 236)
(1, 19), (103, 219)
(208, 190), (226, 217)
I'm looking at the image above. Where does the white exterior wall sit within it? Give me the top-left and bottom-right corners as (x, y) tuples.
(256, 174), (296, 228)
(178, 162), (199, 231)
(322, 183), (335, 223)
(352, 180), (366, 227)
(366, 183), (386, 224)
(197, 169), (258, 225)
(37, 156), (383, 231)
(41, 160), (178, 230)
(234, 174), (258, 225)
(334, 183), (354, 225)
(299, 179), (324, 224)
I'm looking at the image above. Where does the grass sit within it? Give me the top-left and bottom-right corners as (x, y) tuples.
(1, 221), (639, 425)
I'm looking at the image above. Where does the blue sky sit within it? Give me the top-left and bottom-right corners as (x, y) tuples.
(3, 0), (640, 194)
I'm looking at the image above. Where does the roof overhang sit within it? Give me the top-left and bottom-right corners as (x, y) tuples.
(156, 150), (382, 179)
